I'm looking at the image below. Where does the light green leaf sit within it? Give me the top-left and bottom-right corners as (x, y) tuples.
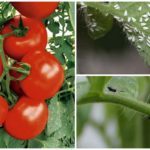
(88, 76), (111, 93)
(105, 77), (150, 102)
(46, 96), (64, 136)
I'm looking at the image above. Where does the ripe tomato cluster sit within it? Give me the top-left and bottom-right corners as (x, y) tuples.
(0, 2), (64, 140)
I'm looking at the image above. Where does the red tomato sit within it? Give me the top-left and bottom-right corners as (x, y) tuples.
(11, 2), (59, 20)
(10, 64), (24, 96)
(1, 15), (47, 60)
(0, 96), (8, 125)
(20, 50), (64, 100)
(0, 57), (3, 76)
(4, 96), (48, 140)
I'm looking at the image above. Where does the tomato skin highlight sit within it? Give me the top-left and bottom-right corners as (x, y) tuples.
(0, 96), (8, 125)
(11, 2), (59, 20)
(10, 64), (24, 96)
(1, 15), (47, 60)
(4, 96), (48, 140)
(20, 50), (64, 100)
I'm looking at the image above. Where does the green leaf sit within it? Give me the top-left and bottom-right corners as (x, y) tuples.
(0, 129), (26, 148)
(28, 139), (43, 148)
(105, 77), (150, 102)
(28, 133), (47, 148)
(88, 76), (111, 93)
(85, 6), (113, 40)
(0, 2), (15, 28)
(46, 96), (64, 136)
(85, 2), (150, 65)
(47, 19), (60, 34)
(105, 77), (150, 117)
(45, 95), (74, 147)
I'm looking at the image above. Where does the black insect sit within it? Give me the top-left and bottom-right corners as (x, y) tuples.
(107, 87), (117, 92)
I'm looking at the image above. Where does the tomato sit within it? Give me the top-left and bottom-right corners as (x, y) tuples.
(10, 64), (24, 96)
(20, 50), (64, 100)
(0, 57), (3, 76)
(11, 2), (59, 20)
(4, 96), (48, 140)
(1, 15), (47, 60)
(0, 96), (8, 125)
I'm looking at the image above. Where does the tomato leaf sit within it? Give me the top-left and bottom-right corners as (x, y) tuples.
(47, 19), (60, 34)
(84, 6), (113, 40)
(46, 96), (64, 136)
(85, 2), (150, 65)
(88, 76), (111, 93)
(0, 2), (15, 28)
(0, 129), (26, 148)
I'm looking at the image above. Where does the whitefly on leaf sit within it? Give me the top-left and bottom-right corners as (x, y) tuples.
(110, 2), (150, 65)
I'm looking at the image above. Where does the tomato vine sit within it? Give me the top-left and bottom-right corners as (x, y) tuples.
(0, 2), (74, 148)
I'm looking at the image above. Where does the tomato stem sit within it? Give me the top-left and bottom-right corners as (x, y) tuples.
(0, 35), (8, 78)
(57, 87), (74, 95)
(0, 35), (13, 102)
(0, 32), (30, 103)
(6, 73), (13, 102)
(10, 66), (30, 76)
(78, 92), (150, 116)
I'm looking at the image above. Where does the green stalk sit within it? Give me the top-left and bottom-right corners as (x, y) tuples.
(10, 66), (30, 76)
(0, 35), (13, 102)
(78, 93), (150, 116)
(0, 36), (7, 70)
(0, 32), (30, 103)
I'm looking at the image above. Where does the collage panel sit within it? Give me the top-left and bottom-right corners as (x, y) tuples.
(77, 2), (150, 149)
(0, 1), (75, 148)
(77, 76), (150, 148)
(77, 2), (150, 74)
(1, 0), (150, 149)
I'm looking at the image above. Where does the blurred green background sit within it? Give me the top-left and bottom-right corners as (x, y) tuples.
(77, 77), (150, 148)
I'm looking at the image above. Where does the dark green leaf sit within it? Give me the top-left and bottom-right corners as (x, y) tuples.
(85, 6), (113, 40)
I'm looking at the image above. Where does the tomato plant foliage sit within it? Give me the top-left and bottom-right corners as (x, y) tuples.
(0, 2), (74, 148)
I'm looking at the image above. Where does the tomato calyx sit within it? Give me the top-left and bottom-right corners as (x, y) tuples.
(10, 16), (28, 37)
